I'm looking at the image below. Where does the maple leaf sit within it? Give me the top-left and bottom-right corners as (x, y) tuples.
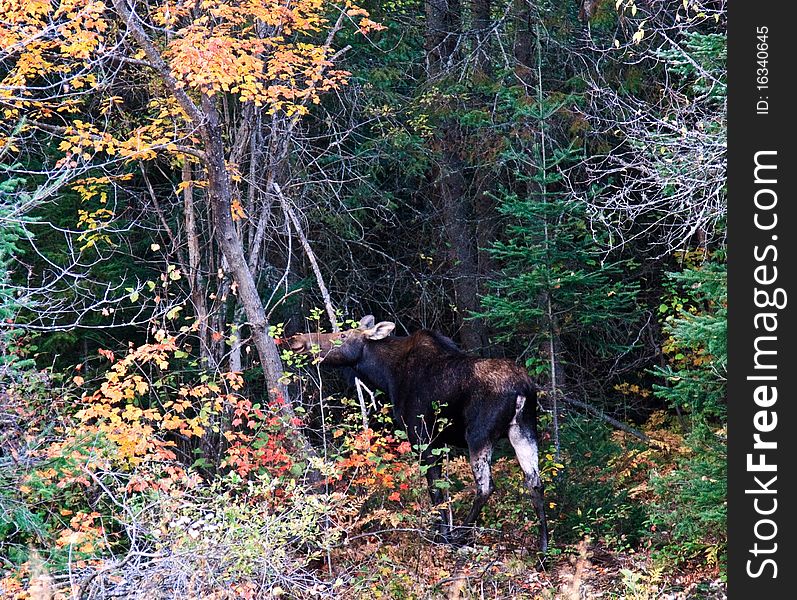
(230, 198), (246, 220)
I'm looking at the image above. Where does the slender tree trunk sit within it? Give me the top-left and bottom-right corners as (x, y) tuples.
(199, 96), (310, 437)
(518, 17), (563, 458)
(545, 295), (564, 458)
(471, 0), (492, 75)
(183, 162), (214, 368)
(229, 307), (245, 373)
(425, 0), (488, 352)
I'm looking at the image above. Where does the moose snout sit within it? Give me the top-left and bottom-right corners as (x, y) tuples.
(286, 335), (310, 352)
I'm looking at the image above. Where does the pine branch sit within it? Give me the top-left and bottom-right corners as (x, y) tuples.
(561, 395), (651, 444)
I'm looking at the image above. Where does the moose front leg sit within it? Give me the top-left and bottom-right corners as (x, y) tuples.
(423, 452), (453, 541)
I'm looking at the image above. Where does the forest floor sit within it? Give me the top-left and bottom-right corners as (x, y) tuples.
(327, 528), (726, 599)
(319, 446), (727, 599)
(2, 391), (726, 599)
(15, 533), (726, 599)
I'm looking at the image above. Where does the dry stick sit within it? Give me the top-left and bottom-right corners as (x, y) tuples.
(271, 182), (339, 333)
(561, 395), (650, 443)
(354, 377), (377, 430)
(265, 288), (304, 321)
(76, 550), (168, 599)
(269, 182), (341, 577)
(138, 161), (187, 269)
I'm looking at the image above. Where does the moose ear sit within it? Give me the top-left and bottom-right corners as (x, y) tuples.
(364, 321), (395, 340)
(359, 315), (376, 329)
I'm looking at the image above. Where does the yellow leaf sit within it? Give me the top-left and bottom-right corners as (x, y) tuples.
(230, 198), (246, 221)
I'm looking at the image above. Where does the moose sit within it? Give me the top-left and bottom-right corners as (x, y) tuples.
(287, 316), (549, 551)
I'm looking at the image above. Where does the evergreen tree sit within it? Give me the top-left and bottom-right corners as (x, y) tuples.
(482, 145), (641, 372)
(0, 161), (33, 375)
(650, 255), (727, 566)
(653, 258), (726, 422)
(480, 86), (642, 453)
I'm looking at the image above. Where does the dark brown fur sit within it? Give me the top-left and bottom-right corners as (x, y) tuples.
(287, 319), (548, 551)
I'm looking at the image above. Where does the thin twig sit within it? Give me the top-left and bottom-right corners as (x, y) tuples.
(561, 395), (650, 443)
(272, 182), (339, 332)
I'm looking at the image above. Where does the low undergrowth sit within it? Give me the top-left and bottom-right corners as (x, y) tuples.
(1, 337), (725, 598)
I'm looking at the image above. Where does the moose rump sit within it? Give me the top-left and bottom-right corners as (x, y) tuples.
(287, 316), (549, 551)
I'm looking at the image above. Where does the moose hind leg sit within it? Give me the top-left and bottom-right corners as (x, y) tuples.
(509, 422), (549, 552)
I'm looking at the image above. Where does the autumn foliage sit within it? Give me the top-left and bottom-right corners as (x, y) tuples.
(0, 328), (436, 597)
(2, 0), (380, 119)
(1, 0), (382, 207)
(2, 0), (727, 597)
(332, 427), (415, 503)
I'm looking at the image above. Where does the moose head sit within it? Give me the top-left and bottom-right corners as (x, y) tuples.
(285, 315), (395, 366)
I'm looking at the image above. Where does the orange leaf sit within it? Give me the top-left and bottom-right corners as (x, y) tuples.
(230, 198), (246, 221)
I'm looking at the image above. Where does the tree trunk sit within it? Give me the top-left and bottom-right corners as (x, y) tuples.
(471, 0), (492, 75)
(545, 293), (564, 458)
(182, 162), (214, 368)
(425, 0), (488, 352)
(512, 0), (535, 85)
(199, 96), (309, 438)
(112, 0), (317, 467)
(438, 141), (487, 352)
(425, 0), (461, 76)
(229, 307), (245, 373)
(527, 19), (564, 457)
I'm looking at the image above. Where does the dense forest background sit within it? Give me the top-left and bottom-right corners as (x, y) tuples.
(1, 1), (726, 598)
